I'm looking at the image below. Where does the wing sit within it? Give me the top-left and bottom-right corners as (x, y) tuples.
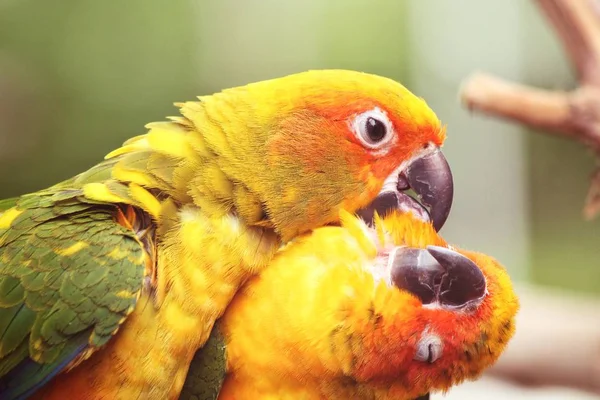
(0, 188), (150, 400)
(179, 325), (227, 400)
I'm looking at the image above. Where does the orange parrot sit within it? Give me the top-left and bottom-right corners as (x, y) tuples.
(209, 207), (519, 399)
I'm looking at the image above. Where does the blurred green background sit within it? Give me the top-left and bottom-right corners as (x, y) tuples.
(1, 0), (598, 294)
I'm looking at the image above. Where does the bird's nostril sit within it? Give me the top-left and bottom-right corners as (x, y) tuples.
(390, 246), (486, 309)
(397, 173), (410, 190)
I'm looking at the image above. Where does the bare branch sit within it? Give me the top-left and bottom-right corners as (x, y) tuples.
(584, 167), (600, 219)
(534, 0), (600, 82)
(460, 72), (575, 136)
(459, 0), (600, 218)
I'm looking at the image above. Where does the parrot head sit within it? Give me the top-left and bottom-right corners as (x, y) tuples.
(181, 69), (453, 241)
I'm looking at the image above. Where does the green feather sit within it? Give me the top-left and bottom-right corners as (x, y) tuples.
(0, 304), (35, 358)
(0, 277), (25, 307)
(179, 324), (227, 400)
(0, 198), (18, 213)
(0, 187), (148, 398)
(0, 338), (27, 377)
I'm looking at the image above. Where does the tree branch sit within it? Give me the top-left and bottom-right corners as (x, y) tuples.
(533, 0), (600, 82)
(460, 73), (574, 135)
(459, 0), (600, 218)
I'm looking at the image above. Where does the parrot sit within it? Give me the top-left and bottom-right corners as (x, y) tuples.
(0, 69), (455, 400)
(189, 206), (519, 400)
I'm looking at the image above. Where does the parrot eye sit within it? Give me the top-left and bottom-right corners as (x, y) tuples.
(351, 108), (394, 150)
(366, 117), (386, 142)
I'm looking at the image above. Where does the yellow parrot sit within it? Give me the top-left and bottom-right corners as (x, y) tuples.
(0, 69), (454, 399)
(215, 209), (518, 399)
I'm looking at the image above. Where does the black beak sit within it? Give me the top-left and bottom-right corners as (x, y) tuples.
(402, 149), (453, 231)
(356, 148), (454, 231)
(390, 245), (486, 309)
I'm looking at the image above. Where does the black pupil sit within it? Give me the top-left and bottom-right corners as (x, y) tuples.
(366, 117), (386, 142)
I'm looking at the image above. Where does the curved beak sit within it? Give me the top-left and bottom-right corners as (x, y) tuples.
(390, 245), (486, 309)
(402, 148), (454, 231)
(356, 148), (454, 231)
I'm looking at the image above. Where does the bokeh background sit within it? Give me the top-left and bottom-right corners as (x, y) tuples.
(1, 0), (599, 398)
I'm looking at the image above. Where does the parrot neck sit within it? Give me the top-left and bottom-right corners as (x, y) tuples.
(106, 96), (279, 230)
(157, 204), (280, 328)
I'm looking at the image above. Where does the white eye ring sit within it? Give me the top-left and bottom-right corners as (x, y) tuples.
(350, 107), (395, 151)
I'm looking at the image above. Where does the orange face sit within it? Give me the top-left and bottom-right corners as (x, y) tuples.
(349, 212), (518, 392)
(227, 69), (453, 240)
(302, 77), (446, 184)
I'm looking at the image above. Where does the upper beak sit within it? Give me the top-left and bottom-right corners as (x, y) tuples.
(390, 245), (486, 309)
(402, 148), (454, 231)
(356, 148), (454, 231)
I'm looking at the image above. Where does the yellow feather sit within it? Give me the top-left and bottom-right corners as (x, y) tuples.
(55, 241), (89, 256)
(178, 100), (203, 112)
(146, 127), (196, 160)
(112, 163), (160, 188)
(128, 183), (161, 220)
(187, 105), (233, 158)
(232, 184), (265, 225)
(122, 134), (149, 146)
(115, 290), (137, 300)
(184, 131), (213, 159)
(0, 207), (22, 229)
(145, 121), (184, 131)
(83, 183), (129, 204)
(107, 246), (131, 260)
(166, 116), (194, 128)
(156, 198), (179, 237)
(104, 138), (150, 160)
(188, 194), (231, 218)
(197, 164), (234, 201)
(339, 209), (377, 258)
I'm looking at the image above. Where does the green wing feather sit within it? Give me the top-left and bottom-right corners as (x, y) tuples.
(0, 198), (18, 213)
(179, 324), (227, 400)
(0, 120), (210, 398)
(0, 187), (147, 398)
